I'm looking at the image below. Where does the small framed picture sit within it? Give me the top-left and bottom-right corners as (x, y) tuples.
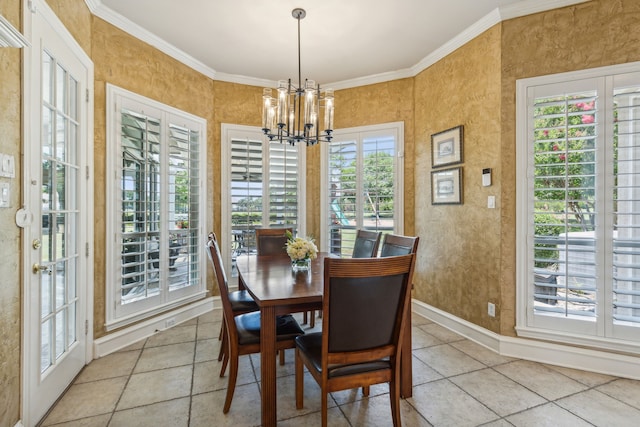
(431, 167), (463, 205)
(431, 125), (463, 167)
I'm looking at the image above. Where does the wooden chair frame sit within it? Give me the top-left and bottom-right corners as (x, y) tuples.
(207, 233), (303, 413)
(295, 254), (416, 427)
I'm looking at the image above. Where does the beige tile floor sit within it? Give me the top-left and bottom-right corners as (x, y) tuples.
(39, 311), (640, 427)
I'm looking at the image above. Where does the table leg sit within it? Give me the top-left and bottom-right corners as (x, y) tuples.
(260, 306), (277, 427)
(400, 306), (413, 398)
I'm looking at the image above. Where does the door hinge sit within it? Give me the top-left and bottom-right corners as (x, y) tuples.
(85, 320), (89, 335)
(86, 242), (89, 257)
(86, 88), (89, 103)
(86, 165), (90, 180)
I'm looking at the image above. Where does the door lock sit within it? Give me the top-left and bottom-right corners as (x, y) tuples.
(32, 239), (41, 250)
(32, 263), (50, 274)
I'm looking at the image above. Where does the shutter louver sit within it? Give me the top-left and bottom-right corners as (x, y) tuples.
(532, 91), (598, 317)
(612, 85), (640, 327)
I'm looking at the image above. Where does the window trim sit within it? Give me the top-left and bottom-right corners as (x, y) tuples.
(105, 84), (207, 331)
(320, 122), (404, 253)
(516, 61), (640, 355)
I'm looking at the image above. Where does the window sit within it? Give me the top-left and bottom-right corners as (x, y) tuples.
(320, 122), (404, 255)
(221, 124), (305, 276)
(106, 85), (207, 329)
(516, 63), (640, 353)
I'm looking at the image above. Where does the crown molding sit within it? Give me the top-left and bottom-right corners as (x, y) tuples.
(84, 0), (216, 80)
(0, 13), (29, 48)
(85, 0), (591, 90)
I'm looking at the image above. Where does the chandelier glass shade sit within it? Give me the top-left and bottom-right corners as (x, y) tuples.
(261, 8), (334, 146)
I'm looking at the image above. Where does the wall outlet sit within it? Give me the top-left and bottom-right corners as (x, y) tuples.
(165, 318), (176, 328)
(488, 302), (496, 317)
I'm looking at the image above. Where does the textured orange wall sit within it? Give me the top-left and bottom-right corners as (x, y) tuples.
(413, 26), (503, 332)
(46, 0), (92, 55)
(211, 81), (263, 235)
(0, 1), (23, 423)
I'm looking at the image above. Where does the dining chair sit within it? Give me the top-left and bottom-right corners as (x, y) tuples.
(206, 233), (305, 413)
(255, 227), (317, 328)
(380, 233), (419, 257)
(294, 254), (416, 427)
(255, 227), (292, 255)
(351, 229), (382, 258)
(207, 233), (259, 364)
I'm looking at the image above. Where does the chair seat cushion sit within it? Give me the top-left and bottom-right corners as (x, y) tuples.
(235, 312), (304, 345)
(295, 333), (391, 378)
(229, 290), (258, 312)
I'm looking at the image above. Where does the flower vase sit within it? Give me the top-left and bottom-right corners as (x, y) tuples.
(291, 258), (311, 272)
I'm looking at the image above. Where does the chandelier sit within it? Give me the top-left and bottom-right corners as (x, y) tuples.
(261, 8), (334, 146)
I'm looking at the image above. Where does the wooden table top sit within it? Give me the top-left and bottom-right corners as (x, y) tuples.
(236, 252), (333, 307)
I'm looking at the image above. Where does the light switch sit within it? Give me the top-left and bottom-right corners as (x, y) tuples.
(487, 195), (495, 209)
(0, 182), (10, 208)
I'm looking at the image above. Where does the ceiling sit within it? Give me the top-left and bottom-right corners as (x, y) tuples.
(91, 0), (585, 89)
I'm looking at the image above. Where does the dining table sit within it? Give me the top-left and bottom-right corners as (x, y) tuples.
(236, 251), (413, 427)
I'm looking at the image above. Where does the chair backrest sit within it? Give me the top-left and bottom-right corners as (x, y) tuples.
(321, 254), (416, 362)
(380, 233), (419, 257)
(351, 229), (382, 258)
(255, 227), (292, 255)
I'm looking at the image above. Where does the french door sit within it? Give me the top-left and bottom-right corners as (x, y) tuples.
(22, 1), (93, 425)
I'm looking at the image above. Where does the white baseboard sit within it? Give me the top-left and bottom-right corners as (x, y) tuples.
(14, 421), (24, 427)
(93, 297), (214, 358)
(411, 299), (640, 380)
(92, 296), (640, 380)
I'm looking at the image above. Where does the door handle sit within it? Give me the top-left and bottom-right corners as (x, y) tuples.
(32, 263), (51, 275)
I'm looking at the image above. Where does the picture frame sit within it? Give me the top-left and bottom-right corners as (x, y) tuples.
(431, 125), (463, 167)
(431, 167), (462, 205)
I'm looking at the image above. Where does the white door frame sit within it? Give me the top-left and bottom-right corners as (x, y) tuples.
(21, 0), (94, 425)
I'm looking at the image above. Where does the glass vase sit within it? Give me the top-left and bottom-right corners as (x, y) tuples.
(291, 258), (311, 273)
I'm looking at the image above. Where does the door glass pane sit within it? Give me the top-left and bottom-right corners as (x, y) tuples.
(41, 56), (79, 373)
(69, 77), (78, 120)
(43, 107), (53, 157)
(56, 114), (66, 162)
(55, 261), (65, 309)
(41, 271), (52, 317)
(41, 318), (52, 373)
(42, 51), (53, 105)
(55, 311), (65, 359)
(68, 303), (76, 345)
(55, 63), (66, 111)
